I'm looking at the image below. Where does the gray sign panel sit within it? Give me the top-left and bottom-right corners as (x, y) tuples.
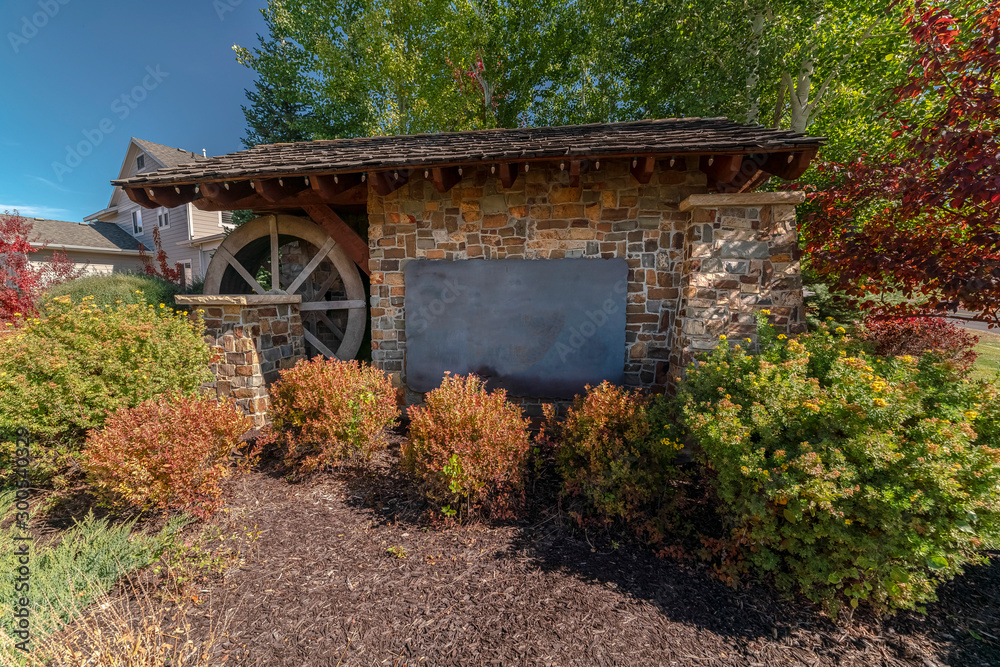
(404, 259), (628, 398)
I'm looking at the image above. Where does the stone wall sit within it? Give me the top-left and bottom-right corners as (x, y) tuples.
(175, 294), (307, 427)
(365, 160), (806, 403)
(670, 199), (806, 377)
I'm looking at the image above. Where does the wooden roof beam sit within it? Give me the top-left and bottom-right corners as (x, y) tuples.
(428, 166), (462, 193)
(368, 170), (409, 196)
(253, 177), (309, 203)
(700, 155), (743, 189)
(761, 149), (817, 180)
(145, 185), (200, 208)
(497, 163), (519, 189)
(124, 186), (158, 209)
(310, 173), (365, 200)
(630, 156), (655, 184)
(200, 181), (255, 205)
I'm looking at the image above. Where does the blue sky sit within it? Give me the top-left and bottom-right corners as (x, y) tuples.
(0, 0), (269, 222)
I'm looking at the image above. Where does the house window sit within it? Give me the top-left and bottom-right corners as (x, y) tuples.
(136, 154), (145, 171)
(180, 260), (193, 288)
(132, 210), (142, 235)
(158, 209), (169, 229)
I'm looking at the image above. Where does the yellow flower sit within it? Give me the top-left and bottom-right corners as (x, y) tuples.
(745, 338), (752, 344)
(826, 317), (834, 321)
(761, 309), (771, 315)
(719, 335), (727, 341)
(777, 334), (787, 340)
(835, 327), (846, 335)
(844, 519), (852, 525)
(873, 398), (887, 408)
(964, 410), (979, 421)
(159, 303), (165, 308)
(899, 355), (916, 364)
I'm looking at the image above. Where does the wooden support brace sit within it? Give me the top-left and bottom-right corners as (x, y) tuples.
(498, 162), (519, 189)
(761, 149), (817, 181)
(368, 170), (409, 196)
(125, 187), (158, 208)
(201, 181), (255, 205)
(253, 177), (309, 203)
(630, 156), (655, 184)
(146, 185), (200, 208)
(302, 204), (371, 276)
(430, 167), (462, 193)
(700, 155), (743, 188)
(310, 173), (364, 200)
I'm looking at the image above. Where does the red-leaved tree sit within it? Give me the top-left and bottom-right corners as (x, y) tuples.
(802, 1), (1000, 326)
(137, 226), (183, 285)
(0, 211), (82, 322)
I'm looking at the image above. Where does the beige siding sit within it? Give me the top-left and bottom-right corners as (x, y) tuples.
(30, 249), (144, 276)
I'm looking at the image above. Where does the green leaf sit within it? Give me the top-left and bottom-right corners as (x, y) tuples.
(927, 555), (949, 570)
(783, 509), (797, 523)
(828, 572), (842, 584)
(957, 522), (975, 534)
(890, 566), (909, 583)
(850, 597), (859, 609)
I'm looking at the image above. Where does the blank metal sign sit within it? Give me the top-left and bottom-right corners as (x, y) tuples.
(404, 258), (627, 398)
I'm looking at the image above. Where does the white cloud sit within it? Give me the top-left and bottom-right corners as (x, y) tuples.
(0, 204), (71, 219)
(27, 176), (80, 195)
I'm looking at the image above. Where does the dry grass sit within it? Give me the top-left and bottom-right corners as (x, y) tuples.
(0, 571), (240, 666)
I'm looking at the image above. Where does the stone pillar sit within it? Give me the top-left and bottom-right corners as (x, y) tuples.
(175, 295), (307, 427)
(671, 192), (807, 377)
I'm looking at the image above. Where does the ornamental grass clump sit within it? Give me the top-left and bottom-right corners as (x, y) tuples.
(680, 315), (1000, 617)
(404, 374), (531, 519)
(0, 296), (211, 487)
(545, 381), (686, 543)
(264, 356), (398, 472)
(83, 394), (252, 518)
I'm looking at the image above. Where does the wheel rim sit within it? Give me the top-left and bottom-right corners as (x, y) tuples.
(203, 214), (367, 361)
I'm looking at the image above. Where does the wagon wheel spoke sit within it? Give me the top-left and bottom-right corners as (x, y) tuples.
(269, 216), (280, 291)
(314, 311), (346, 342)
(303, 329), (337, 359)
(216, 246), (266, 295)
(287, 237), (338, 295)
(310, 271), (344, 301)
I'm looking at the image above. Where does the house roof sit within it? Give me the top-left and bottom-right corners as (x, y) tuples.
(132, 138), (208, 169)
(28, 218), (146, 253)
(114, 118), (824, 187)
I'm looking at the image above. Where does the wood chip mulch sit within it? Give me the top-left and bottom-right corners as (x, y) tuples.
(124, 440), (999, 667)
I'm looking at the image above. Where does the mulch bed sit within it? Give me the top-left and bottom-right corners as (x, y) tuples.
(109, 434), (999, 667)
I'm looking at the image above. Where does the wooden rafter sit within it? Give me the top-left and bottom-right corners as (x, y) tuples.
(498, 162), (519, 189)
(146, 185), (200, 208)
(761, 149), (817, 180)
(124, 187), (157, 208)
(310, 173), (364, 199)
(201, 181), (255, 205)
(368, 170), (409, 196)
(429, 167), (462, 193)
(302, 204), (371, 276)
(253, 177), (309, 203)
(192, 186), (367, 212)
(700, 155), (743, 188)
(630, 156), (655, 184)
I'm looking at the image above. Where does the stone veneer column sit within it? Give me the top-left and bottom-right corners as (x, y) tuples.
(670, 193), (807, 376)
(175, 294), (307, 427)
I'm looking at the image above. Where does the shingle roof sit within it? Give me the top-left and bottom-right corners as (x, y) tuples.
(115, 118), (824, 187)
(28, 218), (146, 253)
(133, 138), (208, 169)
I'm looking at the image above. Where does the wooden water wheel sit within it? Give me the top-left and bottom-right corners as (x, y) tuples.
(202, 214), (367, 360)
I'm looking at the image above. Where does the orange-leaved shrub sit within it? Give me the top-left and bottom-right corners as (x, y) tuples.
(545, 381), (685, 542)
(263, 356), (398, 471)
(404, 374), (530, 518)
(83, 393), (252, 518)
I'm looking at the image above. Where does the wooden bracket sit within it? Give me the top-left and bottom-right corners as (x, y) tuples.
(368, 170), (409, 196)
(253, 177), (309, 203)
(700, 155), (743, 188)
(125, 186), (158, 208)
(146, 185), (200, 208)
(429, 167), (462, 193)
(568, 160), (590, 187)
(310, 173), (365, 200)
(201, 181), (255, 205)
(630, 157), (655, 184)
(302, 204), (371, 276)
(761, 149), (817, 180)
(498, 162), (519, 189)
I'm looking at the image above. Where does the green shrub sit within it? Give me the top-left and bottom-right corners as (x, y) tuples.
(0, 297), (212, 486)
(0, 490), (183, 645)
(83, 394), (252, 518)
(680, 316), (1000, 617)
(263, 356), (398, 472)
(404, 374), (530, 518)
(44, 273), (181, 309)
(545, 381), (685, 543)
